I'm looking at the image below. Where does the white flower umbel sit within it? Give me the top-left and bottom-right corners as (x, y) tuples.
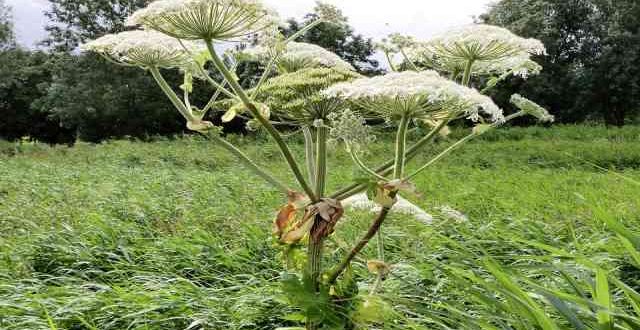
(511, 94), (555, 122)
(404, 24), (545, 80)
(427, 24), (546, 61)
(126, 0), (279, 41)
(81, 30), (205, 68)
(242, 42), (355, 72)
(324, 70), (504, 123)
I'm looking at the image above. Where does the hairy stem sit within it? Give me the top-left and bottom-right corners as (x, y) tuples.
(205, 40), (317, 201)
(306, 125), (329, 330)
(326, 191), (398, 285)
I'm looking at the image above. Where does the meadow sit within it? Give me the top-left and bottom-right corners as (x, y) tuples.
(1, 125), (640, 329)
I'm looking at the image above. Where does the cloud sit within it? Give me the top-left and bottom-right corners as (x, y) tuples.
(7, 0), (492, 49)
(265, 0), (492, 40)
(6, 0), (49, 47)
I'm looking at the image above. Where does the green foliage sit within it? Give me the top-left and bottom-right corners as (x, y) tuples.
(482, 0), (640, 126)
(220, 68), (361, 125)
(0, 49), (75, 143)
(0, 0), (13, 49)
(43, 0), (150, 51)
(32, 53), (201, 142)
(1, 126), (640, 328)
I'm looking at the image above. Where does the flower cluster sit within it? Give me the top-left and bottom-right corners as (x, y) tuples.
(427, 24), (546, 60)
(214, 68), (360, 124)
(328, 109), (375, 150)
(323, 71), (504, 123)
(81, 30), (205, 68)
(242, 42), (355, 72)
(475, 53), (543, 78)
(510, 94), (555, 122)
(126, 0), (280, 41)
(403, 24), (545, 78)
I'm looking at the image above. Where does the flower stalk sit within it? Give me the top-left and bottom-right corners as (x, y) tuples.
(149, 66), (195, 122)
(393, 114), (410, 179)
(151, 66), (289, 194)
(326, 190), (397, 285)
(205, 39), (318, 201)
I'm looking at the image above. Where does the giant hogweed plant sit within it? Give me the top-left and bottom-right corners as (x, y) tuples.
(83, 1), (553, 328)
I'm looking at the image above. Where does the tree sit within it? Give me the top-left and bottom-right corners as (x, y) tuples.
(36, 0), (204, 141)
(43, 0), (150, 51)
(482, 0), (640, 125)
(0, 50), (75, 143)
(0, 0), (14, 49)
(586, 0), (640, 126)
(280, 2), (380, 74)
(34, 54), (192, 142)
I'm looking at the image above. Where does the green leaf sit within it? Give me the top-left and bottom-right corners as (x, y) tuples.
(611, 276), (640, 316)
(542, 293), (590, 330)
(594, 268), (613, 330)
(483, 258), (560, 330)
(593, 207), (640, 248)
(619, 235), (640, 268)
(351, 295), (394, 325)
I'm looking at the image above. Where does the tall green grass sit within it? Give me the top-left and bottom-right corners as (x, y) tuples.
(1, 125), (639, 329)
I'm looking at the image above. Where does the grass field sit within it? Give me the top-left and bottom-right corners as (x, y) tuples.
(1, 125), (640, 329)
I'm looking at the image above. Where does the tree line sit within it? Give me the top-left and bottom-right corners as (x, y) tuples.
(0, 0), (638, 143)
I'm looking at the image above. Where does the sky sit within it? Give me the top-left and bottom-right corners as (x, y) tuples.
(7, 0), (494, 48)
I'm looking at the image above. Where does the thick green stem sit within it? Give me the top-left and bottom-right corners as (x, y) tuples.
(149, 67), (194, 122)
(306, 125), (328, 330)
(205, 40), (317, 201)
(376, 231), (385, 261)
(462, 59), (475, 86)
(326, 191), (398, 285)
(303, 127), (317, 188)
(306, 227), (324, 330)
(393, 114), (410, 179)
(314, 126), (328, 198)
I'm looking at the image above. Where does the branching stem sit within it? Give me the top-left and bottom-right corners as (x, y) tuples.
(205, 40), (318, 201)
(326, 191), (398, 284)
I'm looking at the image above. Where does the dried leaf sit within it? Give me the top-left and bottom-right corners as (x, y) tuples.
(367, 260), (391, 276)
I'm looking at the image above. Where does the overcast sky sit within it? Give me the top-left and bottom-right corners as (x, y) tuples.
(7, 0), (494, 48)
